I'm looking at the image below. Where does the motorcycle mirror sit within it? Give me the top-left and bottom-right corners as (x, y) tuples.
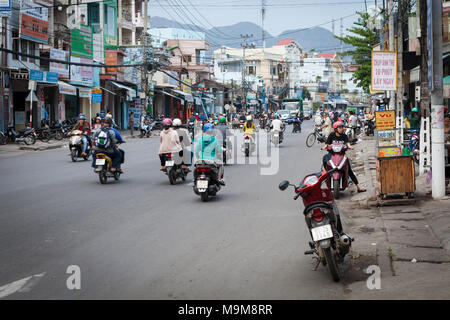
(279, 180), (290, 191)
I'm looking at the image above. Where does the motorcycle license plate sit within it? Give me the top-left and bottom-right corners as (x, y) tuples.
(274, 134), (279, 137)
(96, 159), (106, 165)
(166, 160), (174, 167)
(245, 140), (250, 144)
(197, 180), (208, 189)
(311, 224), (333, 241)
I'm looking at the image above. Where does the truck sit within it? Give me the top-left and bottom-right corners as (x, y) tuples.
(280, 98), (303, 119)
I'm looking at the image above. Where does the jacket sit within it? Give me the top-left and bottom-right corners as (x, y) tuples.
(159, 128), (182, 154)
(175, 128), (191, 148)
(195, 135), (223, 160)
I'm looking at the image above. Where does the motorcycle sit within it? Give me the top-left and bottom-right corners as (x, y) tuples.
(193, 160), (222, 202)
(151, 118), (163, 132)
(325, 143), (349, 199)
(292, 119), (302, 133)
(5, 126), (36, 145)
(94, 143), (125, 184)
(241, 133), (256, 157)
(364, 119), (375, 136)
(139, 122), (152, 138)
(271, 130), (283, 147)
(69, 130), (91, 162)
(279, 167), (353, 282)
(221, 138), (232, 165)
(163, 152), (189, 185)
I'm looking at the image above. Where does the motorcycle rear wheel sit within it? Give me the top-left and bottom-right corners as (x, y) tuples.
(168, 169), (176, 185)
(306, 133), (316, 148)
(324, 247), (340, 282)
(201, 191), (209, 202)
(99, 171), (108, 184)
(71, 149), (77, 162)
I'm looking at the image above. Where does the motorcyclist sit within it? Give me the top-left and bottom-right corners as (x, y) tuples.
(242, 115), (256, 135)
(271, 114), (284, 141)
(158, 118), (183, 172)
(321, 121), (366, 193)
(195, 123), (226, 185)
(292, 113), (302, 133)
(70, 114), (91, 157)
(172, 118), (191, 170)
(92, 117), (122, 173)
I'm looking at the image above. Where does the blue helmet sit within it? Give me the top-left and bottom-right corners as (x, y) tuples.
(203, 123), (215, 132)
(274, 114), (279, 119)
(79, 114), (86, 120)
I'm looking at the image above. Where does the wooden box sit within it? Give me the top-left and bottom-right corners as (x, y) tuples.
(376, 156), (416, 197)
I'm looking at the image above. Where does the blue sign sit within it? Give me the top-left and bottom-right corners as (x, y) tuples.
(45, 72), (58, 83)
(92, 93), (102, 103)
(0, 0), (11, 18)
(29, 69), (44, 81)
(427, 0), (433, 92)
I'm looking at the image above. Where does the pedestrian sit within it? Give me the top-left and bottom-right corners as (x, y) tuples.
(321, 112), (333, 139)
(129, 112), (134, 136)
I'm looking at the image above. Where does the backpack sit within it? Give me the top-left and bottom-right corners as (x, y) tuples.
(96, 127), (111, 149)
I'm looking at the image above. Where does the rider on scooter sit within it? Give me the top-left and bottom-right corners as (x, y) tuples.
(321, 121), (366, 193)
(70, 114), (91, 157)
(173, 118), (192, 170)
(271, 114), (284, 140)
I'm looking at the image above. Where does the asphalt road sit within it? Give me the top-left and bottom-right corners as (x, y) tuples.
(0, 121), (348, 299)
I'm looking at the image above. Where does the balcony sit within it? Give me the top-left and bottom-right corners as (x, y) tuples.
(121, 11), (134, 30)
(134, 12), (145, 29)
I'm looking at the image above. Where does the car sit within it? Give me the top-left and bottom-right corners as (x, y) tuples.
(276, 110), (291, 121)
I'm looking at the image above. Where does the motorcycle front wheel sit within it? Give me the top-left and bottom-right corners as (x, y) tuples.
(24, 135), (36, 145)
(323, 247), (340, 282)
(306, 133), (316, 148)
(333, 178), (340, 199)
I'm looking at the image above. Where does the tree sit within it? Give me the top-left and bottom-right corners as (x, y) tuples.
(315, 75), (322, 83)
(302, 87), (311, 100)
(342, 88), (349, 94)
(335, 12), (377, 93)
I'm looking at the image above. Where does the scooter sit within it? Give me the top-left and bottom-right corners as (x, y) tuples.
(69, 130), (91, 162)
(193, 160), (222, 202)
(139, 122), (152, 138)
(364, 119), (375, 136)
(292, 119), (302, 133)
(241, 134), (256, 157)
(271, 130), (283, 147)
(163, 152), (189, 185)
(5, 126), (36, 145)
(324, 144), (349, 199)
(279, 167), (353, 282)
(95, 152), (122, 184)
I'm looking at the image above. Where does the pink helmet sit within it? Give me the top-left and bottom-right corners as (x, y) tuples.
(333, 121), (344, 130)
(162, 118), (172, 126)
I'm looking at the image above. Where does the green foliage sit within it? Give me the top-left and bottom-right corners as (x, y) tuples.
(313, 101), (321, 111)
(335, 12), (377, 94)
(302, 87), (311, 100)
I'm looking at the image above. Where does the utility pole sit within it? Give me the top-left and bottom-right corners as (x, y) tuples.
(241, 34), (254, 112)
(388, 0), (395, 110)
(142, 0), (149, 115)
(261, 0), (266, 51)
(430, 0), (445, 198)
(396, 0), (404, 145)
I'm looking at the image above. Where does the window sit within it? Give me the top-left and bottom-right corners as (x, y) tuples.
(183, 55), (192, 63)
(29, 42), (35, 64)
(88, 3), (100, 33)
(248, 66), (255, 75)
(21, 40), (27, 62)
(12, 30), (19, 60)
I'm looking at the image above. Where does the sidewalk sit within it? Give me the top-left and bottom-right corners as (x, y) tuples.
(337, 134), (450, 299)
(0, 130), (155, 158)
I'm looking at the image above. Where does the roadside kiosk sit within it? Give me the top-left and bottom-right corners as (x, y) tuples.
(375, 110), (416, 199)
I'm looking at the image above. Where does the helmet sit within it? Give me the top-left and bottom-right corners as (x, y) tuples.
(203, 123), (215, 132)
(274, 114), (279, 119)
(246, 115), (252, 121)
(412, 107), (419, 112)
(79, 114), (86, 120)
(172, 118), (182, 127)
(219, 116), (226, 123)
(214, 120), (218, 125)
(333, 121), (344, 130)
(104, 118), (112, 126)
(162, 118), (172, 126)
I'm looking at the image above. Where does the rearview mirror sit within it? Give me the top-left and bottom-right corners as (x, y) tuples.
(279, 180), (290, 191)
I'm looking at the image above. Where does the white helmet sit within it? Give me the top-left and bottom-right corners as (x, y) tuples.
(173, 118), (182, 127)
(246, 115), (252, 121)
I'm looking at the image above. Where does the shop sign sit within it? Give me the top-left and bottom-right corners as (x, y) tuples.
(371, 51), (397, 91)
(50, 48), (69, 78)
(378, 147), (402, 158)
(19, 1), (48, 44)
(29, 69), (58, 83)
(92, 88), (102, 103)
(375, 110), (396, 130)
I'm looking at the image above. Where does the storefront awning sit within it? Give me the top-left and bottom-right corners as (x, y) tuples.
(58, 81), (77, 96)
(155, 89), (183, 101)
(75, 86), (92, 98)
(111, 81), (136, 99)
(171, 89), (194, 102)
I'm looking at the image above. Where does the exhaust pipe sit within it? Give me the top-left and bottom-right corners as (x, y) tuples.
(340, 234), (352, 246)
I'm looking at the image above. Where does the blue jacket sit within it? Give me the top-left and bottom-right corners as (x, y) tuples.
(111, 128), (124, 143)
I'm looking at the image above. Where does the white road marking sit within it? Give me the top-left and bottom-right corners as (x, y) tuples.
(0, 273), (46, 299)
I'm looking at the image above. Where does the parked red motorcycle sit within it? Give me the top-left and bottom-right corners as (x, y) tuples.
(325, 143), (349, 199)
(279, 168), (353, 282)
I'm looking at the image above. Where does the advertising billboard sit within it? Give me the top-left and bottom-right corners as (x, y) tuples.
(19, 1), (48, 44)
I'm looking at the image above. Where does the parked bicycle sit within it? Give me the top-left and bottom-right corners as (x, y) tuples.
(306, 125), (326, 148)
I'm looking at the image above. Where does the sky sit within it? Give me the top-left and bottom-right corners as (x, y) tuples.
(148, 0), (374, 37)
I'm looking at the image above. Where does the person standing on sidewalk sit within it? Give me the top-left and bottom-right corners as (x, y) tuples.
(129, 112), (134, 136)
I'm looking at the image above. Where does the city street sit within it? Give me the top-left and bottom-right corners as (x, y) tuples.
(0, 121), (350, 299)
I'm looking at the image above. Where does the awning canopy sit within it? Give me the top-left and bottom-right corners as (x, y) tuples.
(58, 81), (77, 96)
(111, 81), (136, 100)
(155, 89), (183, 101)
(171, 89), (194, 102)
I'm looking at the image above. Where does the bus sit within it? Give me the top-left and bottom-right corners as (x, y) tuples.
(280, 98), (303, 118)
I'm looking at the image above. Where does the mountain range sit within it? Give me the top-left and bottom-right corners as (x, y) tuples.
(150, 16), (345, 54)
